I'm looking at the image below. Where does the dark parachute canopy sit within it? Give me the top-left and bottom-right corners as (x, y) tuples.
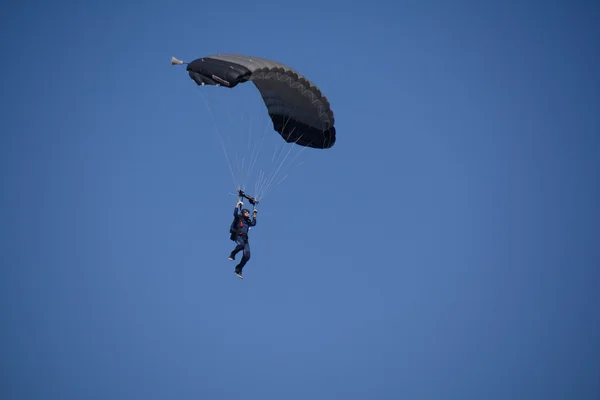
(178, 54), (336, 149)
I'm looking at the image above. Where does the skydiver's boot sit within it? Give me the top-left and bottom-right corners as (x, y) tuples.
(234, 268), (243, 279)
(228, 253), (235, 261)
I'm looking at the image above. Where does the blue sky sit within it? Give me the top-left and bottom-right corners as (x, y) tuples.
(1, 1), (599, 399)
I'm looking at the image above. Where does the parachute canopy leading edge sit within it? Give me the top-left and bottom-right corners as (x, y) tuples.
(179, 54), (336, 149)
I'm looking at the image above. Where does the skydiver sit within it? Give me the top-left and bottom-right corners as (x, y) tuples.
(228, 199), (258, 279)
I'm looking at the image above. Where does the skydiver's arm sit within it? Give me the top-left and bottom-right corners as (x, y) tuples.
(250, 209), (257, 226)
(234, 200), (242, 216)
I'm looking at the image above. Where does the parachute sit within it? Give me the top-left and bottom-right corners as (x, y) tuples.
(172, 54), (336, 202)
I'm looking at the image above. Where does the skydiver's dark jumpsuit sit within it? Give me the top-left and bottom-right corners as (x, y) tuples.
(230, 205), (256, 273)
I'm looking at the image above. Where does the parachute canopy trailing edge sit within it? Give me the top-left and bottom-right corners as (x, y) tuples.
(177, 54), (336, 149)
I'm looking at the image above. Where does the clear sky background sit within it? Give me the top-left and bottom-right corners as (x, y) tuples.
(1, 1), (599, 399)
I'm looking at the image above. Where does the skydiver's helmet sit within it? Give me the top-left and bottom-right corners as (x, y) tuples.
(242, 209), (250, 216)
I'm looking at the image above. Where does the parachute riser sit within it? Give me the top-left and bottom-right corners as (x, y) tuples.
(237, 190), (257, 223)
(238, 189), (259, 207)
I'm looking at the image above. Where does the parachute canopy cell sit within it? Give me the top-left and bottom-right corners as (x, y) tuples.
(186, 54), (336, 149)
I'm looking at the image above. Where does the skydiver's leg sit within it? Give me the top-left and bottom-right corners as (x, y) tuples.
(230, 236), (245, 260)
(235, 241), (251, 272)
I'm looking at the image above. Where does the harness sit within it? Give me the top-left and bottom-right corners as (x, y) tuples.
(237, 218), (248, 236)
